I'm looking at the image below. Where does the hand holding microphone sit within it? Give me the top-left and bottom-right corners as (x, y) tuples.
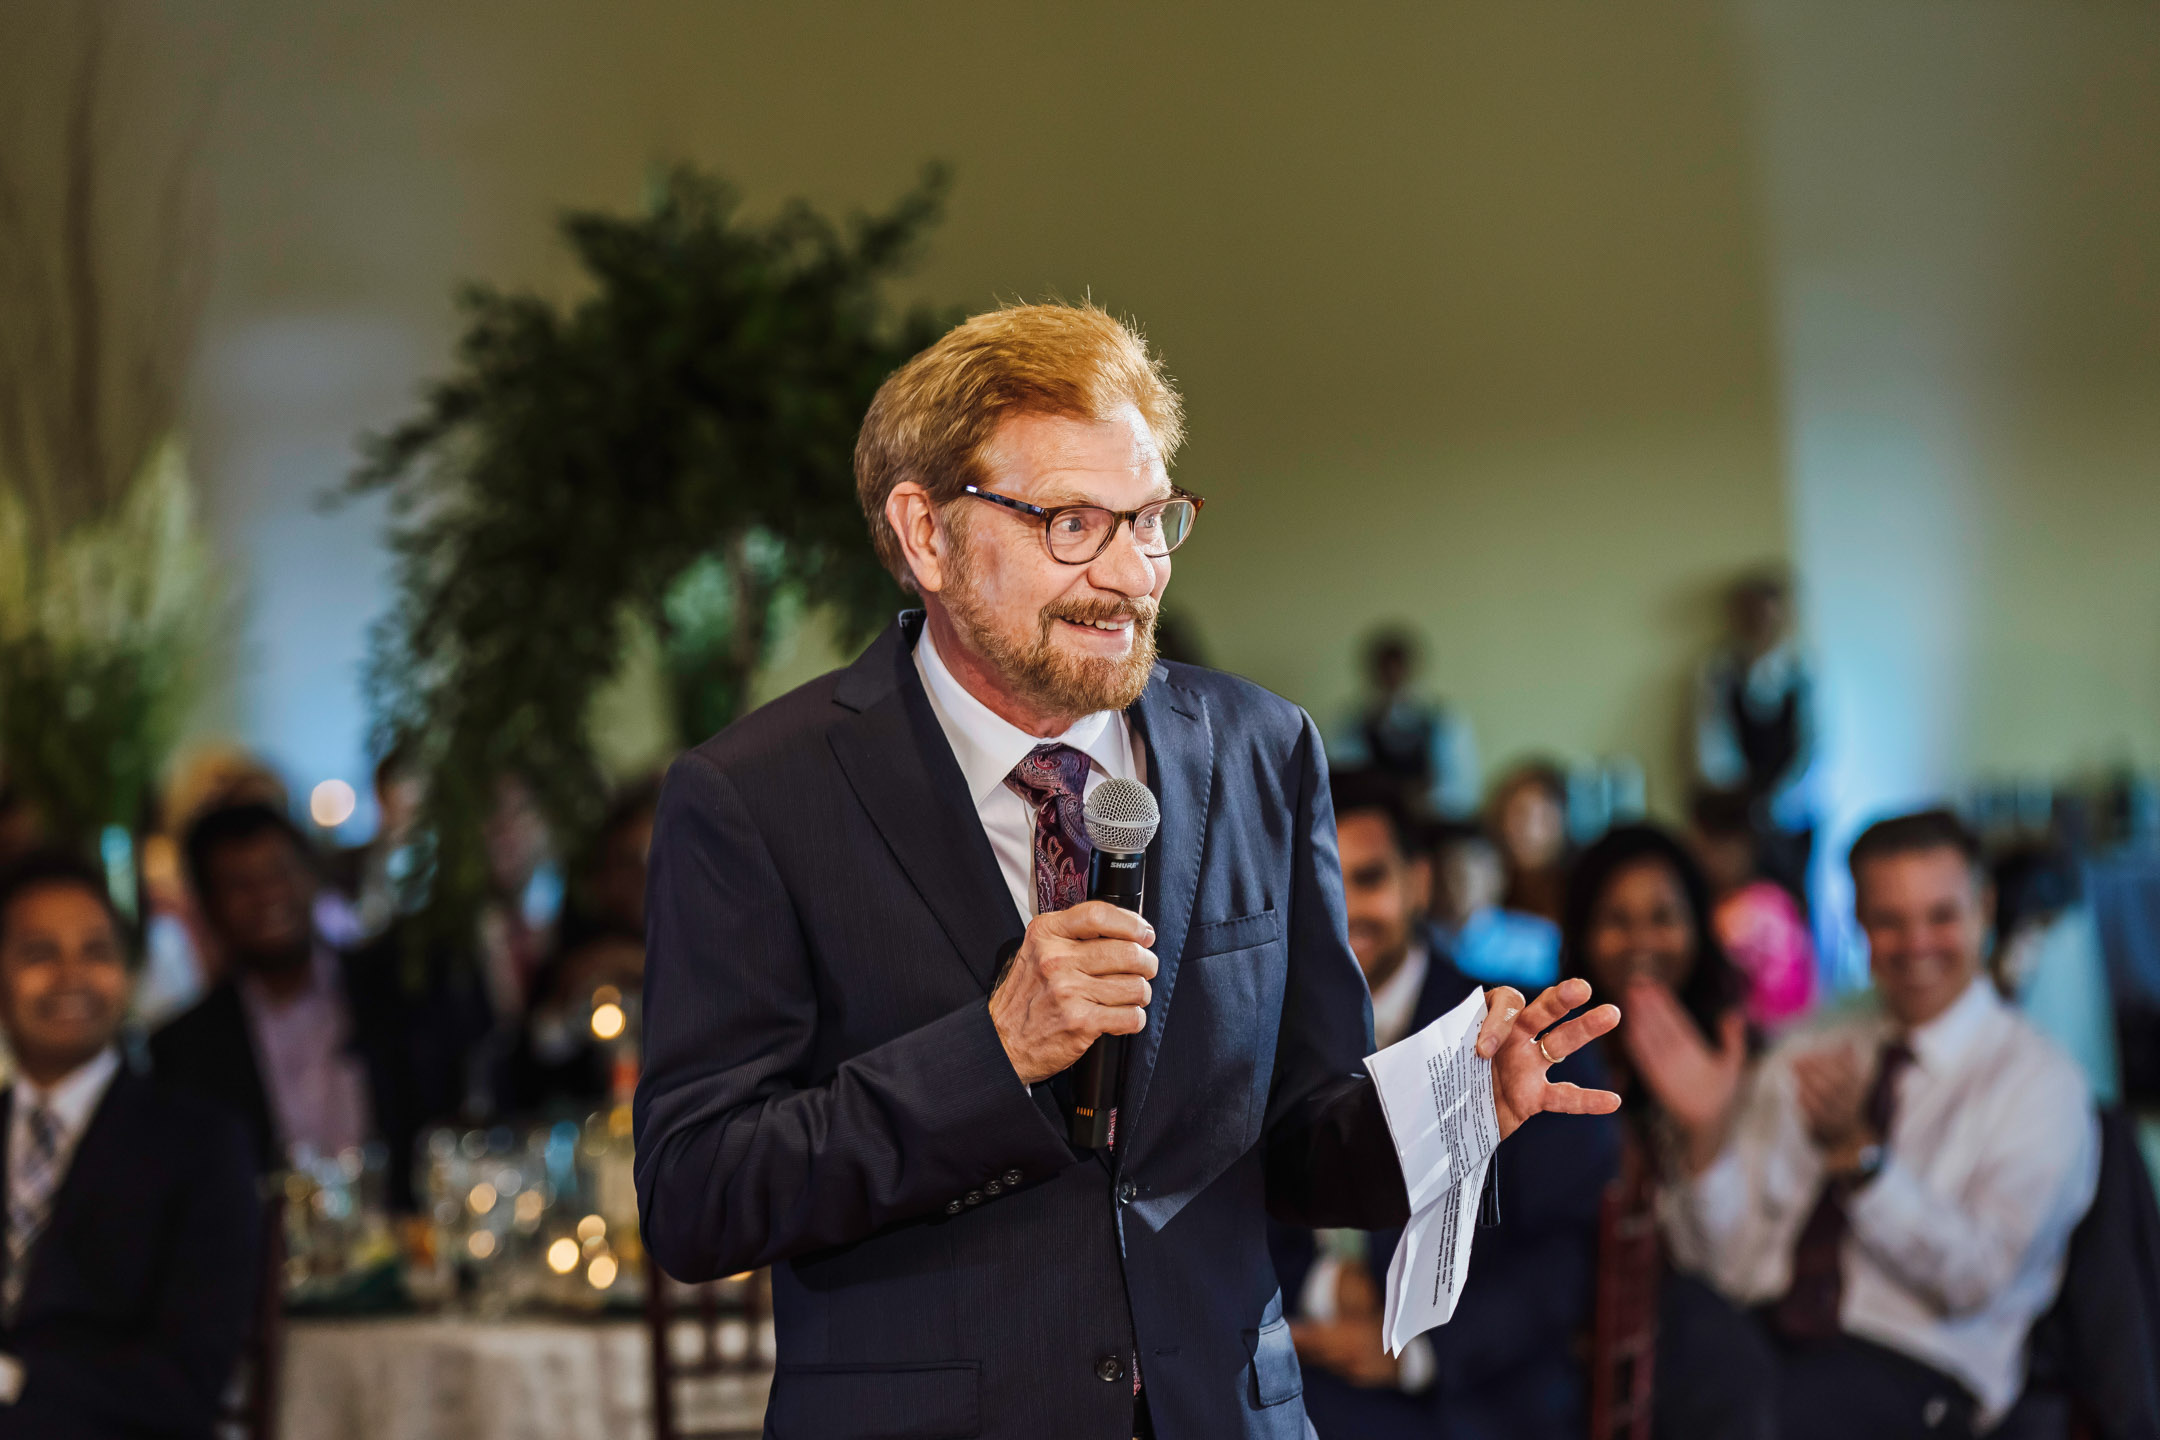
(988, 779), (1163, 1142)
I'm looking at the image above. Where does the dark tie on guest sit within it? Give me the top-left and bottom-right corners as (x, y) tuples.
(1005, 744), (1095, 915)
(2, 1104), (59, 1320)
(1772, 1040), (1915, 1341)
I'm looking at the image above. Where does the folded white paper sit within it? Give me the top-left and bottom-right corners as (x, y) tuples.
(1364, 987), (1501, 1355)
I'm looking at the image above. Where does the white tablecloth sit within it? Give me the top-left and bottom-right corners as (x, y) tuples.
(282, 1316), (771, 1440)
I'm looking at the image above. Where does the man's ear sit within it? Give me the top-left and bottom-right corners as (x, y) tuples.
(885, 481), (951, 596)
(1407, 854), (1434, 917)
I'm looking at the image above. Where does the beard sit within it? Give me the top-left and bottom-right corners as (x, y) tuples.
(943, 565), (1161, 720)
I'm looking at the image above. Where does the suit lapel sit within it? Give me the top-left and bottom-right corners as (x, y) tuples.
(1119, 666), (1213, 1148)
(829, 617), (1026, 994)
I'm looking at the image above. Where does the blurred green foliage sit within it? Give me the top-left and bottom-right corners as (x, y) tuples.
(0, 440), (211, 851)
(350, 164), (955, 936)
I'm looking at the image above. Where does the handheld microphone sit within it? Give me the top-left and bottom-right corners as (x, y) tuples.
(1070, 777), (1161, 1149)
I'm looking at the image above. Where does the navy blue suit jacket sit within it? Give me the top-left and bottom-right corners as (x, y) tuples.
(0, 1068), (260, 1439)
(1272, 935), (1620, 1440)
(635, 614), (1411, 1439)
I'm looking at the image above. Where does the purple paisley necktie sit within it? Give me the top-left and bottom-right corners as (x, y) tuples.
(1005, 744), (1094, 913)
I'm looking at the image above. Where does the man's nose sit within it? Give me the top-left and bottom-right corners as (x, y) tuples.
(1085, 520), (1159, 596)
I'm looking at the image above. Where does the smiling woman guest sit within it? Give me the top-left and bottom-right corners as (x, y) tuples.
(1559, 824), (1774, 1440)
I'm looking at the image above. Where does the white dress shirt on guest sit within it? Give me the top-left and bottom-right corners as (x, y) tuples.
(1368, 944), (1430, 1052)
(1662, 978), (2099, 1426)
(914, 624), (1146, 924)
(7, 1046), (120, 1224)
(240, 944), (374, 1163)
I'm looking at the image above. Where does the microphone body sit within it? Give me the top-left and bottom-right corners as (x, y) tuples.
(1069, 777), (1161, 1150)
(1069, 847), (1145, 1148)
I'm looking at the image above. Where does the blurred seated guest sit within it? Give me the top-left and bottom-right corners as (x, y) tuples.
(152, 743), (292, 998)
(1690, 789), (1818, 1034)
(510, 781), (658, 1110)
(1692, 569), (1818, 902)
(1560, 824), (1772, 1440)
(129, 826), (206, 1030)
(328, 742), (426, 944)
(1429, 821), (1561, 992)
(476, 772), (558, 1025)
(1273, 772), (1618, 1440)
(150, 802), (488, 1209)
(1992, 846), (2120, 1107)
(0, 853), (257, 1439)
(1655, 810), (2099, 1440)
(1329, 624), (1480, 820)
(1489, 760), (1572, 923)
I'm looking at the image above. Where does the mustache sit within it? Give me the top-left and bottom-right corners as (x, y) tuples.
(1040, 595), (1159, 629)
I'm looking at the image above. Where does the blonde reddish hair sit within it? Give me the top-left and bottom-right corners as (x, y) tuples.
(854, 302), (1184, 588)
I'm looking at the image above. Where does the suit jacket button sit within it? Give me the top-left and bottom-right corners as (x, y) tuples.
(1002, 1169), (1023, 1187)
(1117, 1178), (1137, 1204)
(945, 1200), (963, 1215)
(1095, 1356), (1123, 1383)
(982, 1180), (1002, 1196)
(964, 1191), (982, 1206)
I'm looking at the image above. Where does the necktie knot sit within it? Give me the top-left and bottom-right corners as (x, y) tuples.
(1007, 744), (1091, 803)
(1006, 745), (1094, 915)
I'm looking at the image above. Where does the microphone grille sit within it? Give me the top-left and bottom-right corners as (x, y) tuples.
(1084, 777), (1161, 853)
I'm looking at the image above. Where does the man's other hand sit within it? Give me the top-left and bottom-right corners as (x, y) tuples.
(1476, 978), (1623, 1140)
(990, 902), (1158, 1086)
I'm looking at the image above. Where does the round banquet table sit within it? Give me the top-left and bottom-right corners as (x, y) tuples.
(280, 1315), (772, 1440)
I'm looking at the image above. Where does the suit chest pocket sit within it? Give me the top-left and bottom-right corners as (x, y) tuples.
(1147, 909), (1285, 1166)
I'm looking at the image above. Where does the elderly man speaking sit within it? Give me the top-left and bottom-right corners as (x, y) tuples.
(635, 303), (1620, 1440)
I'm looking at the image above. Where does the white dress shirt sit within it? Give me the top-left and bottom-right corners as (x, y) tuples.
(1663, 979), (2099, 1425)
(7, 1045), (120, 1215)
(1368, 944), (1430, 1052)
(913, 624), (1145, 923)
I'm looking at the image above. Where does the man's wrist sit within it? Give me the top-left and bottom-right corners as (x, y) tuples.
(1819, 1131), (1883, 1184)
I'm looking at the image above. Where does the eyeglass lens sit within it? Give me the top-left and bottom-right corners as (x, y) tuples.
(1047, 499), (1196, 562)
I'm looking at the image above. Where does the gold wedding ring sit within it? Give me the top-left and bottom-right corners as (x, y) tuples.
(1535, 1035), (1559, 1066)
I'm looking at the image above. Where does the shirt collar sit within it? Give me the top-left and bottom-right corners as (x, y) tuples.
(1901, 975), (2001, 1072)
(914, 622), (1128, 804)
(12, 1045), (120, 1138)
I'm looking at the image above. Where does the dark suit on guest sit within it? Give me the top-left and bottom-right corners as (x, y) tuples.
(0, 1068), (259, 1439)
(1271, 933), (1620, 1440)
(636, 612), (1421, 1440)
(149, 931), (489, 1209)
